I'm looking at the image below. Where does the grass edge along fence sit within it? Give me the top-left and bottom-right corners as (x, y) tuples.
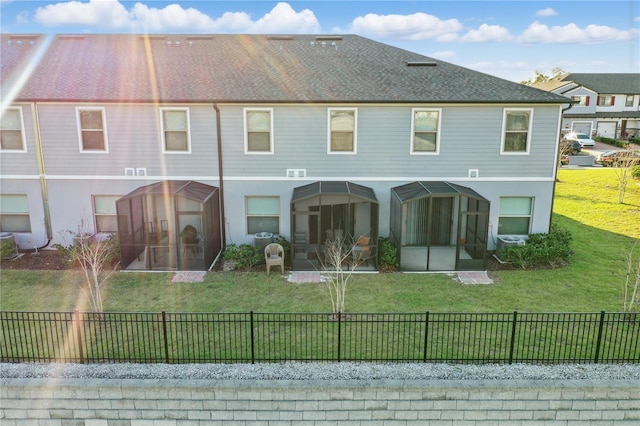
(1, 311), (638, 364)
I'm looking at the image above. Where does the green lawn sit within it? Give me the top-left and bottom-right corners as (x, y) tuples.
(1, 169), (638, 313)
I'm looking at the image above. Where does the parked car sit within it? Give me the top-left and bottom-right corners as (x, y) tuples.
(560, 155), (570, 165)
(560, 139), (581, 156)
(596, 150), (640, 167)
(563, 132), (596, 148)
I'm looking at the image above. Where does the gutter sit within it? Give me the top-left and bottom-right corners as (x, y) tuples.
(31, 102), (52, 250)
(213, 104), (226, 249)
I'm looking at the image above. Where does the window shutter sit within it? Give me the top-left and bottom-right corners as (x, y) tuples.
(596, 97), (600, 106)
(611, 96), (615, 105)
(585, 97), (590, 106)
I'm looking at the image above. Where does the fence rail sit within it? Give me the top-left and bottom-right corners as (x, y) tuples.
(1, 311), (638, 364)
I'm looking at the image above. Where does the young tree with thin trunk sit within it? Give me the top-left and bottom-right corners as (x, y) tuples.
(612, 151), (640, 204)
(319, 232), (362, 314)
(623, 244), (640, 313)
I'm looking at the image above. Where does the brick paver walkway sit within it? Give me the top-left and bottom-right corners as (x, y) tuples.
(172, 271), (207, 283)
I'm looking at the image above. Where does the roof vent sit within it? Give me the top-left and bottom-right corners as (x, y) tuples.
(186, 36), (212, 41)
(268, 35), (294, 41)
(58, 35), (86, 41)
(316, 35), (342, 41)
(406, 61), (437, 67)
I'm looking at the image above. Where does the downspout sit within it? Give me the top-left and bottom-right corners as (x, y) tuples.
(213, 104), (226, 249)
(31, 102), (52, 249)
(549, 101), (574, 230)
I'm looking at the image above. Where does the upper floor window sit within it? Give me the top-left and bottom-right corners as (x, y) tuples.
(0, 108), (26, 152)
(411, 109), (441, 154)
(160, 108), (190, 153)
(328, 108), (357, 154)
(244, 108), (273, 154)
(625, 95), (634, 107)
(76, 107), (108, 152)
(597, 95), (614, 107)
(246, 196), (279, 235)
(93, 195), (120, 233)
(498, 197), (532, 235)
(571, 96), (590, 106)
(501, 109), (532, 154)
(0, 194), (31, 232)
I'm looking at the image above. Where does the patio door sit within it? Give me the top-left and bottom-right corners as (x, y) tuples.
(430, 197), (453, 245)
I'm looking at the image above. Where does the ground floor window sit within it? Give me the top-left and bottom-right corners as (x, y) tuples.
(93, 195), (120, 233)
(0, 194), (31, 232)
(246, 196), (279, 234)
(498, 197), (532, 235)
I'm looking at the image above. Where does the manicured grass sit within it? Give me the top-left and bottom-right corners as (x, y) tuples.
(1, 169), (638, 313)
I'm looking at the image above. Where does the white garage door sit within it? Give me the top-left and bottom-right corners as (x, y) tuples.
(596, 122), (617, 138)
(572, 122), (592, 135)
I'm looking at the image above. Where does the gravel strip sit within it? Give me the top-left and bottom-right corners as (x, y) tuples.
(2, 362), (639, 381)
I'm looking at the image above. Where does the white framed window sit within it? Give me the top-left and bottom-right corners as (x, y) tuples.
(246, 196), (280, 235)
(93, 195), (120, 233)
(411, 108), (441, 154)
(501, 108), (532, 154)
(328, 108), (357, 154)
(498, 197), (532, 235)
(160, 107), (191, 153)
(244, 108), (273, 154)
(571, 96), (590, 106)
(625, 95), (634, 107)
(0, 108), (26, 152)
(597, 95), (614, 107)
(76, 107), (108, 152)
(0, 194), (31, 232)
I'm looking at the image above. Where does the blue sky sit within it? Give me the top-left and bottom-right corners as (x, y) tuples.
(1, 0), (638, 82)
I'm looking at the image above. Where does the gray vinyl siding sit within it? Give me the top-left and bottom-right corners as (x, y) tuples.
(0, 104), (40, 175)
(219, 104), (561, 179)
(36, 103), (219, 177)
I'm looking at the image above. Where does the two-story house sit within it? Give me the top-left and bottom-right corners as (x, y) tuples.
(1, 33), (571, 272)
(532, 73), (640, 139)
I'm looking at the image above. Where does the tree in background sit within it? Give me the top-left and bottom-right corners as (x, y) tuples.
(521, 67), (566, 85)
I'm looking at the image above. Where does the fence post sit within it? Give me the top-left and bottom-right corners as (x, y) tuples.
(422, 311), (430, 363)
(594, 310), (606, 363)
(508, 311), (518, 365)
(74, 310), (84, 364)
(250, 311), (255, 364)
(337, 312), (342, 363)
(161, 311), (169, 364)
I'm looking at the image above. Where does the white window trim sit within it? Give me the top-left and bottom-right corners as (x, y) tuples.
(1, 107), (27, 153)
(498, 196), (533, 236)
(92, 195), (120, 234)
(160, 107), (192, 154)
(327, 107), (357, 154)
(76, 107), (109, 153)
(245, 195), (280, 235)
(243, 107), (274, 155)
(410, 108), (441, 155)
(0, 194), (31, 233)
(500, 108), (533, 155)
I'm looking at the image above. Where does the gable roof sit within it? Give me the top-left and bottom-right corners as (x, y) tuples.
(2, 33), (570, 104)
(538, 73), (640, 95)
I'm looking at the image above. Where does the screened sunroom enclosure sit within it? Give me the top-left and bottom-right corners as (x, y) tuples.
(390, 182), (489, 271)
(290, 181), (379, 271)
(116, 181), (222, 271)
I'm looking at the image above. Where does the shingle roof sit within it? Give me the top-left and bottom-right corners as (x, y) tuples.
(2, 33), (570, 104)
(558, 73), (640, 95)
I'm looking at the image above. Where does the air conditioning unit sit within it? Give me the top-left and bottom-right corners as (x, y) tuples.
(496, 235), (526, 261)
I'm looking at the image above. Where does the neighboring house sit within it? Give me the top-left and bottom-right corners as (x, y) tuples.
(531, 73), (640, 139)
(1, 33), (571, 272)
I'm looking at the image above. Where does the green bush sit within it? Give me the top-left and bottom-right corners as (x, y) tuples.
(501, 224), (573, 269)
(632, 165), (640, 179)
(1, 237), (17, 259)
(629, 136), (640, 144)
(595, 136), (628, 149)
(377, 237), (398, 271)
(223, 243), (264, 270)
(274, 236), (291, 266)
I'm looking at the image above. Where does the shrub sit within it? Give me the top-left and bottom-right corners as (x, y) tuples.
(501, 224), (573, 269)
(0, 237), (17, 259)
(223, 243), (264, 270)
(377, 237), (398, 271)
(631, 165), (640, 179)
(629, 136), (640, 144)
(595, 136), (628, 149)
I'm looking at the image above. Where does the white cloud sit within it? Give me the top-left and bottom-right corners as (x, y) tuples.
(33, 1), (320, 33)
(16, 10), (28, 24)
(518, 21), (639, 44)
(460, 24), (513, 43)
(536, 8), (558, 17)
(340, 12), (463, 41)
(35, 0), (131, 28)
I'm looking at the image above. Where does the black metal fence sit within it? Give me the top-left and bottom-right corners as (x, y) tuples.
(1, 311), (638, 364)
